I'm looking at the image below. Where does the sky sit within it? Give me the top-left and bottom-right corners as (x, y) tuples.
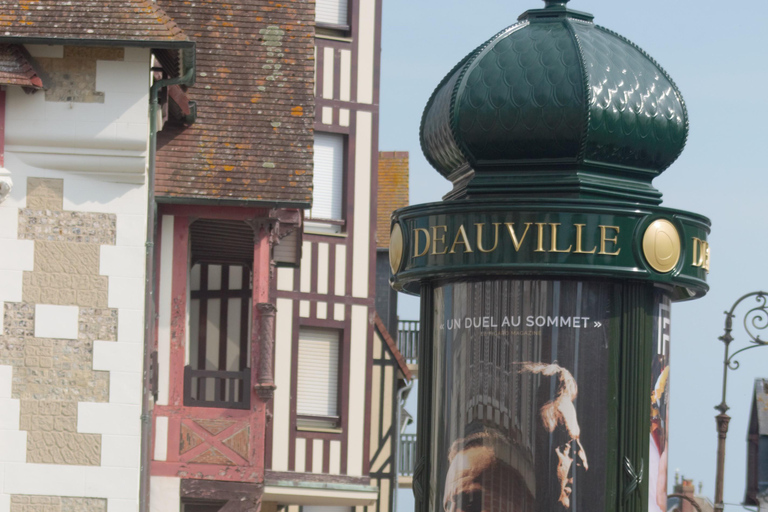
(378, 0), (768, 510)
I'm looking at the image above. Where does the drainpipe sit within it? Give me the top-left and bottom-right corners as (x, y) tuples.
(140, 47), (196, 512)
(392, 379), (413, 512)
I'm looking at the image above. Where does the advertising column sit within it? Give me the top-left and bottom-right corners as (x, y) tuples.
(389, 1), (710, 510)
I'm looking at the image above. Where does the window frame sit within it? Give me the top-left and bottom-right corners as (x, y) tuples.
(295, 326), (344, 430)
(308, 131), (348, 235)
(315, 0), (353, 36)
(293, 324), (346, 433)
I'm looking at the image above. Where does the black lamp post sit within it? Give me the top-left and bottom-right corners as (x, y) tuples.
(714, 291), (768, 511)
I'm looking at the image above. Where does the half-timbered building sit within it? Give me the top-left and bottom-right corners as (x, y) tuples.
(0, 0), (408, 510)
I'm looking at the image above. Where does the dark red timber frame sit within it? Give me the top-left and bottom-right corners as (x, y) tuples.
(151, 204), (276, 483)
(265, 0), (382, 478)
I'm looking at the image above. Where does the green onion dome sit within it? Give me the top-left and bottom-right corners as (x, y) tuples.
(420, 0), (687, 204)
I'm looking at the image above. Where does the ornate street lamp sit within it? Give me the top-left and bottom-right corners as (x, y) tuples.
(714, 291), (768, 511)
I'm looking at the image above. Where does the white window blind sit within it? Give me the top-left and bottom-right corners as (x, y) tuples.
(316, 0), (349, 26)
(312, 132), (344, 222)
(297, 328), (340, 419)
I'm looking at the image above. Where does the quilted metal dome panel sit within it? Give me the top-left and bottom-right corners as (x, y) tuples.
(419, 2), (688, 204)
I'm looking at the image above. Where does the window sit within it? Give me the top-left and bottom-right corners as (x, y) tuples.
(309, 132), (345, 234)
(315, 0), (349, 29)
(297, 328), (341, 429)
(184, 219), (254, 409)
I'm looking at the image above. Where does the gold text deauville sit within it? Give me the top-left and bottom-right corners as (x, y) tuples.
(412, 223), (622, 257)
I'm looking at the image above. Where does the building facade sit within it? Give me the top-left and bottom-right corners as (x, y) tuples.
(0, 2), (190, 511)
(262, 0), (408, 511)
(0, 0), (408, 511)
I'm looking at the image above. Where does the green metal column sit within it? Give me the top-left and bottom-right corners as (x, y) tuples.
(389, 1), (709, 511)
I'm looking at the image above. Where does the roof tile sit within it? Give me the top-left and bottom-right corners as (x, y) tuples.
(0, 43), (43, 87)
(0, 0), (187, 43)
(154, 0), (314, 205)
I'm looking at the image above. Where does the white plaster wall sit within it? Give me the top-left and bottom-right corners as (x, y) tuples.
(0, 46), (150, 511)
(149, 477), (180, 512)
(5, 46), (151, 183)
(351, 111), (372, 299)
(356, 0), (376, 104)
(272, 297), (295, 471)
(346, 305), (369, 476)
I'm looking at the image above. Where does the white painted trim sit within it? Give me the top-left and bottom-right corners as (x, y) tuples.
(346, 305), (368, 476)
(272, 297), (294, 471)
(317, 243), (330, 294)
(7, 146), (147, 185)
(154, 416), (169, 461)
(339, 50), (352, 102)
(295, 437), (307, 473)
(316, 301), (328, 320)
(351, 111), (372, 298)
(323, 47), (335, 100)
(300, 240), (312, 293)
(149, 476), (180, 512)
(356, 0), (376, 104)
(334, 245), (346, 296)
(329, 440), (342, 475)
(312, 438), (323, 473)
(277, 266), (295, 292)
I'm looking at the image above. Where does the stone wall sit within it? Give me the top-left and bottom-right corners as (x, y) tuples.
(1, 42), (150, 511)
(0, 178), (117, 466)
(35, 46), (125, 104)
(10, 495), (106, 512)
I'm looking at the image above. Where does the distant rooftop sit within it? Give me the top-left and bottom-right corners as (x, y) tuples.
(377, 152), (409, 249)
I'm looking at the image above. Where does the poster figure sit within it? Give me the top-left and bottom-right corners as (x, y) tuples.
(433, 280), (612, 512)
(649, 297), (671, 512)
(443, 428), (532, 512)
(519, 363), (588, 508)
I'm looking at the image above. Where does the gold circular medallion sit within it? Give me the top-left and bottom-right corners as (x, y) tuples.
(389, 223), (404, 274)
(642, 219), (681, 273)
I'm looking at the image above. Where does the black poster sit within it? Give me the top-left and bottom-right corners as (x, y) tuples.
(430, 279), (613, 512)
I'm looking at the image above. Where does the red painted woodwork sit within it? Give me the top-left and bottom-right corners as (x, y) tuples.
(169, 216), (189, 406)
(159, 204), (270, 221)
(152, 212), (275, 484)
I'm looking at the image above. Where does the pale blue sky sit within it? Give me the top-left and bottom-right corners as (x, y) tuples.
(379, 0), (768, 509)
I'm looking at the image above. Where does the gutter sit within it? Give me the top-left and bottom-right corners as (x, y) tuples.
(0, 36), (194, 50)
(139, 44), (196, 512)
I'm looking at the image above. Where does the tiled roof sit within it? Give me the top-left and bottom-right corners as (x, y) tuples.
(154, 0), (314, 205)
(377, 152), (409, 249)
(0, 0), (187, 44)
(0, 44), (43, 88)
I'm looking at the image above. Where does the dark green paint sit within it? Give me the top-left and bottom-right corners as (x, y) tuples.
(419, 1), (687, 204)
(391, 202), (709, 300)
(402, 1), (708, 510)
